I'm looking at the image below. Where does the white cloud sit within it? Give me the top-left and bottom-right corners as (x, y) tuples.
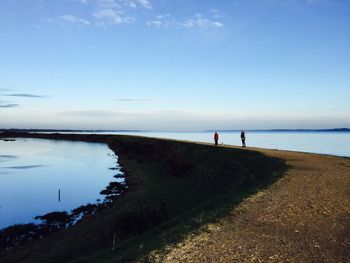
(209, 9), (222, 19)
(97, 0), (120, 8)
(134, 0), (152, 9)
(49, 2), (224, 29)
(50, 0), (150, 27)
(182, 13), (223, 28)
(147, 13), (172, 28)
(118, 0), (152, 9)
(70, 0), (88, 4)
(96, 0), (151, 9)
(60, 14), (90, 25)
(147, 20), (164, 28)
(93, 0), (151, 25)
(147, 12), (224, 29)
(93, 8), (135, 24)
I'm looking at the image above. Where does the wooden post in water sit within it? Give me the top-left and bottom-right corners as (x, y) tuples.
(112, 233), (117, 253)
(58, 189), (61, 202)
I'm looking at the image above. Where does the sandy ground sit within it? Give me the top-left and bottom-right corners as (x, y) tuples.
(149, 147), (350, 263)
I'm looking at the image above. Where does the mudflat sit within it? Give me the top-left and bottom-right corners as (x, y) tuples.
(150, 146), (350, 262)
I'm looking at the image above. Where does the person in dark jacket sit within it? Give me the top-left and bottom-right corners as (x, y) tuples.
(214, 132), (219, 145)
(241, 130), (246, 147)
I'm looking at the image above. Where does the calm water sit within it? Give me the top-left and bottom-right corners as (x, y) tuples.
(96, 131), (350, 157)
(0, 138), (121, 229)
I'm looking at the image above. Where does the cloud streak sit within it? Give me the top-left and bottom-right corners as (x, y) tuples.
(59, 110), (121, 117)
(0, 103), (19, 108)
(3, 165), (46, 170)
(0, 88), (10, 92)
(3, 93), (47, 98)
(0, 99), (18, 108)
(0, 155), (18, 159)
(115, 98), (155, 102)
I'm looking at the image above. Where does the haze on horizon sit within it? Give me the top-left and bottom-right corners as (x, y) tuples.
(1, 0), (349, 131)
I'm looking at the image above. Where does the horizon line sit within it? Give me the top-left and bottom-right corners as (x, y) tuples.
(1, 128), (350, 133)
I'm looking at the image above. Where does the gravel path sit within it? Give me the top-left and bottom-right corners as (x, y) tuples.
(150, 148), (350, 262)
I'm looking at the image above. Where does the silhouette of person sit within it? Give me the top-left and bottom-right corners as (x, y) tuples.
(214, 132), (219, 145)
(240, 131), (246, 147)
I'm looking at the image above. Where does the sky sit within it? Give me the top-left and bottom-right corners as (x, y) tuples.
(0, 0), (349, 131)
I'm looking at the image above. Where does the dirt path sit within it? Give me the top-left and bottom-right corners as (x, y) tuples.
(150, 148), (350, 262)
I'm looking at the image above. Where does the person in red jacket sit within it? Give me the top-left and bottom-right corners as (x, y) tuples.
(214, 132), (219, 145)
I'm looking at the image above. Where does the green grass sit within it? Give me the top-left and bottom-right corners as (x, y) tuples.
(0, 133), (287, 263)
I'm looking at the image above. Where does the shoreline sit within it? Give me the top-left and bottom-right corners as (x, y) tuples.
(0, 136), (128, 248)
(1, 132), (349, 262)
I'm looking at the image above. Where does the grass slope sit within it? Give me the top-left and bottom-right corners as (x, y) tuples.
(0, 133), (287, 262)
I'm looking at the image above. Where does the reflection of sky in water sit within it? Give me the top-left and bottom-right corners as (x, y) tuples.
(0, 138), (121, 229)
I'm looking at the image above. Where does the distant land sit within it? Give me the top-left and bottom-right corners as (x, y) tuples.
(0, 129), (147, 133)
(0, 128), (349, 133)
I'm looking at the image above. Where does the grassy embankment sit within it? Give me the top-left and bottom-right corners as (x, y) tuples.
(0, 132), (287, 262)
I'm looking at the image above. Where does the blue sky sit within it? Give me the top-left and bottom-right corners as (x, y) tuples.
(0, 0), (349, 130)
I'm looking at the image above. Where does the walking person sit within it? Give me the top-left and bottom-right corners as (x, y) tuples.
(240, 130), (246, 147)
(214, 132), (219, 145)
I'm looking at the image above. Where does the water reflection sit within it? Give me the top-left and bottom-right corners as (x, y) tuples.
(0, 138), (122, 230)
